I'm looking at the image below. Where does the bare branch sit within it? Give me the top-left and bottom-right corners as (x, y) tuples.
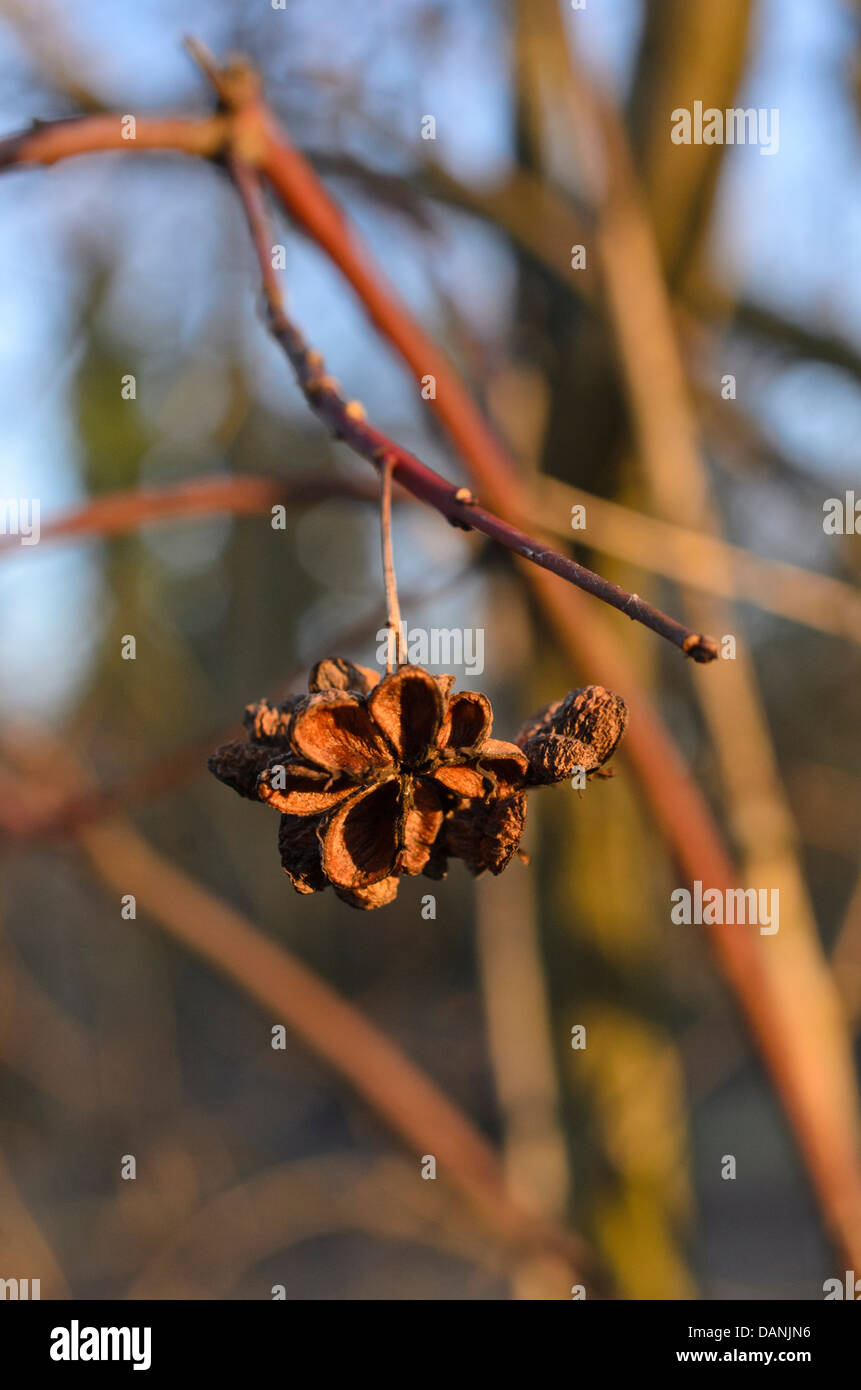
(227, 152), (718, 662)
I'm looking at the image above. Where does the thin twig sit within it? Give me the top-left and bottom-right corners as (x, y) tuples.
(182, 36), (227, 98)
(379, 453), (405, 671)
(5, 470), (858, 646)
(533, 476), (861, 646)
(226, 152), (717, 662)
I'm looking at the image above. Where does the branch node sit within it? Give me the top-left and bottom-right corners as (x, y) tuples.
(682, 633), (720, 663)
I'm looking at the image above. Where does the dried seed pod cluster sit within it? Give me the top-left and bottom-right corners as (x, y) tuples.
(208, 659), (627, 910)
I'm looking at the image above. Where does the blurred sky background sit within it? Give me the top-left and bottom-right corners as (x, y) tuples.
(0, 0), (860, 1302)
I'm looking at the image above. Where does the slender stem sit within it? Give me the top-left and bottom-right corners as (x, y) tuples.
(379, 452), (404, 671)
(182, 36), (226, 96)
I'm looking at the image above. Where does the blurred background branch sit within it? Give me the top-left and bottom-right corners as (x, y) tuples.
(0, 735), (603, 1294)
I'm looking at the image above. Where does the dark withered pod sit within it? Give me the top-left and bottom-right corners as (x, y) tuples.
(208, 661), (627, 910)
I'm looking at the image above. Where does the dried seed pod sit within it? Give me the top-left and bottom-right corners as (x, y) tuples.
(335, 875), (400, 911)
(278, 813), (328, 894)
(445, 792), (527, 876)
(207, 741), (279, 799)
(308, 657), (380, 695)
(516, 685), (627, 785)
(243, 696), (303, 746)
(208, 660), (627, 910)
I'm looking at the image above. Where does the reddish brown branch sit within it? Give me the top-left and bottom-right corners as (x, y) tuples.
(0, 113), (225, 169)
(0, 473), (380, 557)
